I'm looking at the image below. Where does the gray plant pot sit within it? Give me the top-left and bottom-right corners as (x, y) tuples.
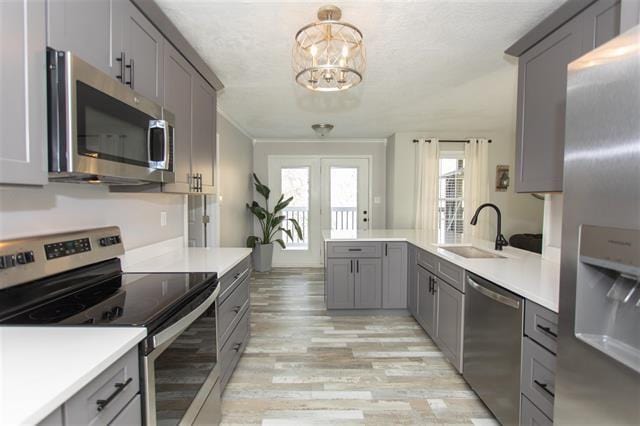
(252, 243), (274, 272)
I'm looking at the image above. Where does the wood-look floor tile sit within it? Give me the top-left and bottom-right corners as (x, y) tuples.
(220, 268), (494, 425)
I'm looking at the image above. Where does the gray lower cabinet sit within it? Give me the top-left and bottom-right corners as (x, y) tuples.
(382, 242), (408, 309)
(0, 0), (47, 186)
(326, 258), (355, 309)
(354, 258), (383, 308)
(521, 395), (553, 426)
(512, 0), (629, 193)
(39, 347), (142, 426)
(435, 278), (464, 372)
(416, 265), (437, 338)
(407, 245), (418, 316)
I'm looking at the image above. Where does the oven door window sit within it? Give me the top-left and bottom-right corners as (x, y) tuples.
(76, 81), (154, 167)
(153, 304), (217, 424)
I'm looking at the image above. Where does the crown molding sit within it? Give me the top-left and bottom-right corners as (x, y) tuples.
(216, 106), (254, 141)
(253, 138), (387, 145)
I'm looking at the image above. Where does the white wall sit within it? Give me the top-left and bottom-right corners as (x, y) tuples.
(252, 140), (387, 229)
(0, 183), (185, 249)
(386, 130), (544, 239)
(216, 112), (254, 247)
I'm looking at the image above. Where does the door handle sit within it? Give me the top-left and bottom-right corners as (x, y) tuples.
(96, 377), (133, 412)
(534, 379), (555, 398)
(536, 325), (558, 338)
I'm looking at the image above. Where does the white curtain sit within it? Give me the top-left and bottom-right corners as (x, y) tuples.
(463, 138), (490, 238)
(414, 138), (440, 230)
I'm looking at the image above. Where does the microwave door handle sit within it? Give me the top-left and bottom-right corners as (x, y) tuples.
(148, 120), (169, 169)
(163, 123), (171, 170)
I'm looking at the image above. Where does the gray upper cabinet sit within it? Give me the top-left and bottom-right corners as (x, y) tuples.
(512, 0), (627, 193)
(417, 266), (437, 338)
(326, 258), (354, 309)
(355, 258), (382, 308)
(382, 242), (408, 309)
(192, 73), (217, 192)
(47, 0), (121, 79)
(0, 0), (47, 186)
(163, 42), (193, 192)
(515, 17), (583, 193)
(435, 279), (464, 372)
(120, 0), (164, 103)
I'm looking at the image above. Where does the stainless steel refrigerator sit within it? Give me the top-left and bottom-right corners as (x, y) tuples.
(555, 25), (640, 424)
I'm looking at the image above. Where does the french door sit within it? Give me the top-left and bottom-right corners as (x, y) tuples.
(268, 156), (369, 267)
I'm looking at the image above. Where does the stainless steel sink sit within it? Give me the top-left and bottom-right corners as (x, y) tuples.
(440, 246), (505, 259)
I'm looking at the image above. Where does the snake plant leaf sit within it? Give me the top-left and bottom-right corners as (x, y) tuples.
(246, 236), (260, 248)
(288, 218), (304, 240)
(274, 238), (287, 249)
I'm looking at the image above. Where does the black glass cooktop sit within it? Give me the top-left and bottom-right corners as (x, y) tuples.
(0, 259), (217, 332)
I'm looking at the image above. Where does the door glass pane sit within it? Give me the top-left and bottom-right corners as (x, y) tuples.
(281, 167), (309, 250)
(438, 158), (464, 239)
(330, 167), (358, 231)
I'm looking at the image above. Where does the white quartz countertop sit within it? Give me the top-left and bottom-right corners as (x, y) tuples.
(0, 326), (146, 425)
(122, 246), (252, 276)
(324, 229), (560, 312)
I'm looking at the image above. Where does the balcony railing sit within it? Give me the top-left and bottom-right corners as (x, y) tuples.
(283, 207), (308, 248)
(332, 206), (357, 231)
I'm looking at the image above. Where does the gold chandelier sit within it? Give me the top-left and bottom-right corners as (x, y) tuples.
(293, 5), (365, 92)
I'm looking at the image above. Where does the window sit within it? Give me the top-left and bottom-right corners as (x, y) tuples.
(281, 167), (309, 250)
(438, 154), (464, 237)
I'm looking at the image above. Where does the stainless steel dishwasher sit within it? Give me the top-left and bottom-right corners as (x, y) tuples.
(463, 272), (524, 426)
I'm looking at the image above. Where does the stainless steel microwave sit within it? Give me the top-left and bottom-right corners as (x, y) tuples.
(47, 49), (175, 185)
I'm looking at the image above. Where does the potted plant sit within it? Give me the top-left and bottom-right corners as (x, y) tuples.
(246, 173), (303, 272)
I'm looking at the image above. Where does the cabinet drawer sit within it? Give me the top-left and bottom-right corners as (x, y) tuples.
(39, 407), (63, 426)
(521, 394), (553, 426)
(326, 242), (382, 258)
(219, 256), (251, 302)
(65, 347), (139, 426)
(109, 394), (141, 426)
(437, 257), (465, 293)
(416, 249), (436, 272)
(218, 276), (250, 347)
(524, 300), (559, 353)
(220, 309), (250, 390)
(521, 337), (556, 420)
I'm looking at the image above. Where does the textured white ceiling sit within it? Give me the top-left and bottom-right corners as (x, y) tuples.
(155, 0), (565, 139)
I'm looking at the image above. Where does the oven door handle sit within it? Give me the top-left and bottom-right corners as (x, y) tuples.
(152, 285), (219, 349)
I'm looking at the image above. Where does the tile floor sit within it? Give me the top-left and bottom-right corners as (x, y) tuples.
(220, 268), (497, 425)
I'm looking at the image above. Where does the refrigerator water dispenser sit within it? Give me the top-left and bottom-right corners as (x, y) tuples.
(575, 225), (640, 373)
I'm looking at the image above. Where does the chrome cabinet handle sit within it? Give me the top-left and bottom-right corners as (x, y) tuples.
(467, 277), (520, 309)
(536, 324), (558, 338)
(534, 379), (555, 398)
(96, 377), (132, 412)
(126, 58), (135, 89)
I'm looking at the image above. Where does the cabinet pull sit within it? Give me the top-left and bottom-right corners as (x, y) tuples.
(534, 379), (555, 397)
(232, 305), (242, 314)
(348, 248), (362, 252)
(126, 58), (135, 89)
(385, 243), (388, 256)
(350, 259), (353, 274)
(96, 377), (133, 412)
(356, 259), (359, 273)
(116, 52), (126, 82)
(428, 276), (433, 293)
(232, 342), (242, 352)
(536, 324), (558, 338)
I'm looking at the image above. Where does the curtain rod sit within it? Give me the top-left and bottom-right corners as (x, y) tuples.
(412, 139), (492, 144)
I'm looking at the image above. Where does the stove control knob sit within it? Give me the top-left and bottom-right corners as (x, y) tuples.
(112, 306), (124, 317)
(102, 310), (114, 320)
(99, 238), (108, 247)
(24, 251), (35, 263)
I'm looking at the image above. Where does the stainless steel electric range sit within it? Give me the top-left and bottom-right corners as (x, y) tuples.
(0, 226), (219, 425)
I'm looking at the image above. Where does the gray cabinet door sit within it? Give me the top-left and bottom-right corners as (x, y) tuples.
(163, 43), (193, 189)
(121, 1), (164, 103)
(621, 0), (640, 31)
(382, 242), (407, 309)
(407, 245), (418, 316)
(435, 279), (464, 372)
(416, 266), (437, 338)
(0, 0), (47, 185)
(355, 258), (382, 308)
(191, 74), (217, 192)
(109, 394), (142, 426)
(581, 0), (622, 50)
(47, 0), (120, 79)
(515, 17), (584, 193)
(327, 258), (354, 309)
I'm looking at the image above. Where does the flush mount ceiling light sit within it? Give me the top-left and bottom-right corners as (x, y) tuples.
(312, 123), (334, 137)
(293, 5), (365, 92)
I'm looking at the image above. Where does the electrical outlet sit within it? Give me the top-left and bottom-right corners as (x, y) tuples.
(160, 211), (167, 227)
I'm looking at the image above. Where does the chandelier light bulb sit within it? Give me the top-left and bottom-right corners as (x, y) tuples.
(293, 5), (366, 92)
